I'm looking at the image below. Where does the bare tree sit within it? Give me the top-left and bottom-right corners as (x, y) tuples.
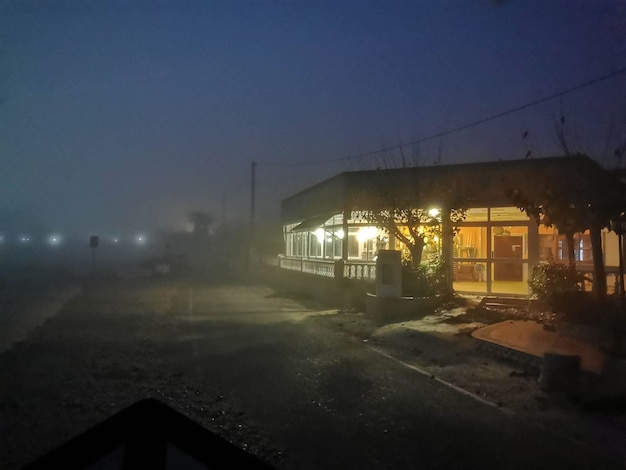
(364, 206), (438, 267)
(358, 175), (467, 296)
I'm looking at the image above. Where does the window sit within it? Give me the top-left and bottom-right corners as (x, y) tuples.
(323, 228), (343, 259)
(463, 208), (488, 222)
(286, 231), (306, 257)
(489, 207), (529, 221)
(575, 233), (591, 262)
(309, 230), (322, 258)
(555, 232), (591, 263)
(454, 227), (487, 258)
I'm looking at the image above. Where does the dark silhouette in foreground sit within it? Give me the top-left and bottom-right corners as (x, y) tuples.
(24, 398), (275, 469)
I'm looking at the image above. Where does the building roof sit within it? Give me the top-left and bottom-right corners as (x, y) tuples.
(281, 155), (623, 224)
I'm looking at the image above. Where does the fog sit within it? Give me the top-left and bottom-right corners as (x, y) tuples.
(2, 1), (625, 244)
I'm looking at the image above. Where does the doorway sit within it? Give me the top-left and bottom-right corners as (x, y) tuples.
(493, 235), (523, 281)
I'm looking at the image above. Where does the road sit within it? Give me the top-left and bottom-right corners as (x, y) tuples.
(1, 279), (623, 469)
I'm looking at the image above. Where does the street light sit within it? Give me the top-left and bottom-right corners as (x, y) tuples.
(48, 234), (62, 246)
(610, 213), (626, 303)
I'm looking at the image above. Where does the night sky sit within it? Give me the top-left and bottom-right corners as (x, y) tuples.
(2, 1), (625, 241)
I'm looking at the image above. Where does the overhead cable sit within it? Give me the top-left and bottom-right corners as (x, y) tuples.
(262, 66), (626, 168)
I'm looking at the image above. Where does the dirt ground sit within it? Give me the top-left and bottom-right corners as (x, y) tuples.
(2, 279), (626, 469)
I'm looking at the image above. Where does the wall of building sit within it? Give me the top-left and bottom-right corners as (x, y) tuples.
(259, 264), (372, 311)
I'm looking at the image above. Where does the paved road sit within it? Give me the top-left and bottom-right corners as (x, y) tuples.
(171, 283), (624, 469)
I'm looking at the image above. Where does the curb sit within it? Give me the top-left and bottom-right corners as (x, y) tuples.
(474, 337), (542, 373)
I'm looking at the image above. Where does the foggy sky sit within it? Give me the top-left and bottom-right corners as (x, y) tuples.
(1, 0), (625, 240)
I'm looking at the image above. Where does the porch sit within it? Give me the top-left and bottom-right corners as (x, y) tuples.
(276, 256), (376, 280)
(270, 257), (622, 298)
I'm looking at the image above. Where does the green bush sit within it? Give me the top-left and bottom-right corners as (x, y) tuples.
(529, 262), (586, 313)
(402, 266), (433, 297)
(402, 254), (448, 297)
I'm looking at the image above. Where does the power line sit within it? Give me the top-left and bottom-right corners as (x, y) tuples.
(262, 66), (626, 168)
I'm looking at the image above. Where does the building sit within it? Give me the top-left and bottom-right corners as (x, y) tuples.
(276, 155), (626, 297)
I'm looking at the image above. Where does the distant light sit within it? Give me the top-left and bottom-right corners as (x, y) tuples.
(48, 234), (62, 246)
(20, 235), (31, 243)
(112, 237), (120, 244)
(135, 234), (146, 245)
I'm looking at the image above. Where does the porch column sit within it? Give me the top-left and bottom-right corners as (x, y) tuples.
(342, 209), (349, 261)
(441, 207), (454, 295)
(528, 217), (539, 291)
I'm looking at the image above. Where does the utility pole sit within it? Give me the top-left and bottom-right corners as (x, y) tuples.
(89, 235), (99, 274)
(248, 161), (256, 275)
(250, 161), (256, 233)
(221, 192), (226, 228)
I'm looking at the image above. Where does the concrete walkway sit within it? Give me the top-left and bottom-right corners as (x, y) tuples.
(472, 320), (607, 375)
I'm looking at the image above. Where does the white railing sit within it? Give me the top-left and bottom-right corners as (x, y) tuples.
(345, 261), (376, 280)
(275, 256), (376, 280)
(277, 256), (303, 271)
(303, 259), (335, 278)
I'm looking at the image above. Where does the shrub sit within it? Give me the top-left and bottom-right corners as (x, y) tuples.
(529, 262), (586, 313)
(402, 266), (433, 297)
(402, 254), (448, 297)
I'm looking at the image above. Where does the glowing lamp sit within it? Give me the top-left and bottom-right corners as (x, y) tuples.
(357, 226), (378, 242)
(428, 208), (441, 218)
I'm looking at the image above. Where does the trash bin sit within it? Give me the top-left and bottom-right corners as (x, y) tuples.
(538, 353), (581, 396)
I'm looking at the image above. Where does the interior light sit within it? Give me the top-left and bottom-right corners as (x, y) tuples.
(313, 228), (324, 240)
(357, 227), (378, 242)
(428, 208), (441, 218)
(336, 229), (345, 239)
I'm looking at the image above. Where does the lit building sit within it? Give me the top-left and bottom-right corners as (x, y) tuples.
(276, 155), (626, 297)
